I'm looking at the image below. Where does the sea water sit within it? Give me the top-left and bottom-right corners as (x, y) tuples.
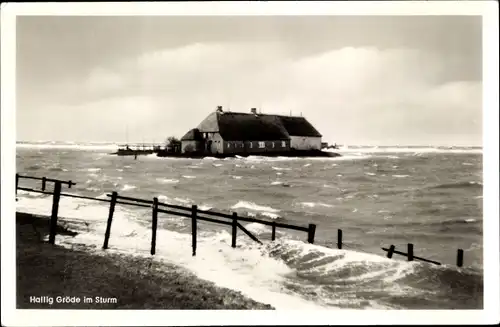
(15, 142), (483, 309)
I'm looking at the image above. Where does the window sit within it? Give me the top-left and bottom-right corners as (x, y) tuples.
(250, 143), (253, 149)
(227, 143), (230, 148)
(272, 142), (275, 148)
(281, 141), (286, 147)
(259, 142), (265, 148)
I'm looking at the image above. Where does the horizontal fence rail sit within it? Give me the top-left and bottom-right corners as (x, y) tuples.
(16, 174), (467, 266)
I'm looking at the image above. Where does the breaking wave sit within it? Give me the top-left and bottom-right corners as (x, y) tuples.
(431, 181), (483, 190)
(231, 201), (280, 213)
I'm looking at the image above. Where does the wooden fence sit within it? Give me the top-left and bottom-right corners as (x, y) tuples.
(330, 228), (465, 267)
(16, 174), (467, 266)
(15, 174), (316, 256)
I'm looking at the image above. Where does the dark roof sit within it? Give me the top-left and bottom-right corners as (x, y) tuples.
(181, 128), (203, 141)
(194, 110), (322, 141)
(216, 113), (289, 141)
(276, 116), (322, 137)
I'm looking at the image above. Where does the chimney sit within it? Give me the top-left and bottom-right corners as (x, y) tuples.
(251, 108), (257, 114)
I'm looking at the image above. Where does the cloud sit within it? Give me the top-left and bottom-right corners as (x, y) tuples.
(19, 42), (481, 145)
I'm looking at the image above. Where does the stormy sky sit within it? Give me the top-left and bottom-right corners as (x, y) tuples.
(16, 15), (482, 146)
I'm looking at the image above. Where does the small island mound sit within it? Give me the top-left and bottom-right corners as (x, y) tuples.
(156, 148), (341, 159)
(110, 106), (342, 159)
(162, 106), (341, 159)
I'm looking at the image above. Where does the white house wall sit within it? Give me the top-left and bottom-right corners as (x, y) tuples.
(289, 136), (322, 150)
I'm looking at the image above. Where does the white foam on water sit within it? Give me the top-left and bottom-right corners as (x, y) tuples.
(231, 201), (280, 213)
(244, 222), (272, 235)
(270, 181), (283, 185)
(174, 197), (191, 204)
(303, 163), (311, 167)
(272, 166), (292, 171)
(121, 184), (136, 191)
(158, 195), (170, 203)
(198, 205), (212, 211)
(156, 178), (179, 184)
(212, 163), (223, 167)
(365, 172), (376, 176)
(299, 202), (334, 208)
(202, 157), (219, 161)
(462, 162), (474, 166)
(386, 155), (399, 159)
(143, 154), (162, 160)
(184, 165), (201, 169)
(465, 218), (477, 223)
(392, 174), (410, 178)
(116, 169), (124, 172)
(231, 175), (243, 179)
(276, 172), (283, 175)
(87, 168), (101, 172)
(326, 154), (373, 161)
(182, 175), (196, 179)
(261, 212), (280, 220)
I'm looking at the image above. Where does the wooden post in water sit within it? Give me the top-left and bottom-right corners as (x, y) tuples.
(337, 229), (343, 249)
(68, 180), (72, 189)
(407, 243), (414, 261)
(15, 173), (19, 195)
(48, 181), (62, 245)
(271, 221), (276, 241)
(192, 205), (197, 256)
(41, 177), (46, 191)
(457, 249), (464, 267)
(307, 224), (316, 244)
(387, 245), (395, 258)
(103, 191), (118, 249)
(151, 197), (158, 255)
(231, 212), (238, 248)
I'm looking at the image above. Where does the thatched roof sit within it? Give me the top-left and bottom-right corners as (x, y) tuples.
(276, 115), (322, 137)
(181, 128), (203, 141)
(196, 111), (322, 141)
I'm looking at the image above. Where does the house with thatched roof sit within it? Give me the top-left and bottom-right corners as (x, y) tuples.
(180, 106), (322, 155)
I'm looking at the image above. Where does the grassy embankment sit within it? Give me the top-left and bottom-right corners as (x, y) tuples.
(16, 212), (274, 309)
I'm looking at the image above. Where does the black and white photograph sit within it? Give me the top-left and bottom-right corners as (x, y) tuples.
(1, 1), (499, 326)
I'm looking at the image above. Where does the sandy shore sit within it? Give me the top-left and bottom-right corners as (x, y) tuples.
(16, 212), (274, 309)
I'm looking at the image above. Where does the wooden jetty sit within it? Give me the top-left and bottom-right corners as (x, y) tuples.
(111, 143), (162, 157)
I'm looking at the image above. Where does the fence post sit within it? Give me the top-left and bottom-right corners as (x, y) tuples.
(151, 197), (158, 255)
(15, 173), (19, 195)
(231, 212), (237, 248)
(42, 177), (46, 191)
(48, 181), (62, 245)
(457, 249), (464, 267)
(407, 243), (414, 261)
(387, 245), (395, 258)
(271, 221), (276, 241)
(307, 224), (316, 244)
(192, 205), (197, 256)
(337, 229), (343, 249)
(68, 180), (73, 189)
(103, 191), (118, 249)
